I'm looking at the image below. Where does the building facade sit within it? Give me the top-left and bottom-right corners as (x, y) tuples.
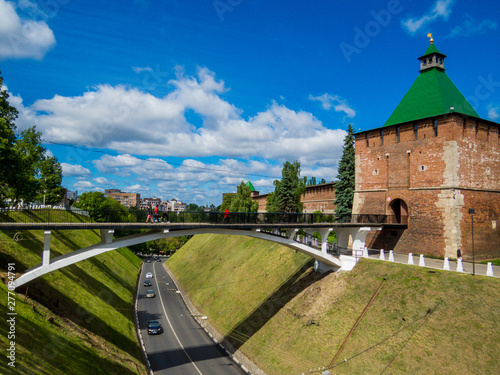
(353, 40), (500, 260)
(105, 190), (140, 208)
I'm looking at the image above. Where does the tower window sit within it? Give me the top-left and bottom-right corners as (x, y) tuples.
(366, 133), (369, 147)
(396, 126), (400, 143)
(433, 119), (438, 137)
(380, 130), (384, 145)
(414, 124), (418, 140)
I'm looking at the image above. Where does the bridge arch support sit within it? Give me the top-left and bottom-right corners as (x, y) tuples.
(14, 227), (355, 289)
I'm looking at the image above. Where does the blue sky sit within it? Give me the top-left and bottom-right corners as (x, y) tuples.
(1, 0), (499, 206)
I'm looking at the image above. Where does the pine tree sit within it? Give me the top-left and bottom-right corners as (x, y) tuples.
(334, 124), (355, 222)
(267, 161), (305, 213)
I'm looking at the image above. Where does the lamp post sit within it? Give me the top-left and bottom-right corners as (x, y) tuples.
(469, 208), (475, 276)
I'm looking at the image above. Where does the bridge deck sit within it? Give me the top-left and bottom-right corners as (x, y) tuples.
(0, 222), (407, 231)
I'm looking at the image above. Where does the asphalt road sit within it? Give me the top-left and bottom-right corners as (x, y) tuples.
(137, 259), (245, 375)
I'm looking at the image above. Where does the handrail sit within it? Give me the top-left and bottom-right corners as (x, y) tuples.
(0, 208), (405, 225)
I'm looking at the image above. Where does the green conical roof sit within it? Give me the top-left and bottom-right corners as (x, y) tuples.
(246, 180), (256, 191)
(420, 43), (444, 58)
(384, 44), (479, 127)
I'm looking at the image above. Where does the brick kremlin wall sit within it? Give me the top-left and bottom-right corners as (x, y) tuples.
(355, 114), (500, 259)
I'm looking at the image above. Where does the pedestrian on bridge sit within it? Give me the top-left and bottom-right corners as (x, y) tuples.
(224, 208), (230, 223)
(146, 205), (154, 223)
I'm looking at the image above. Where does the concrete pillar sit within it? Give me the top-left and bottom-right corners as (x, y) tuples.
(457, 259), (464, 272)
(286, 228), (298, 240)
(100, 229), (115, 244)
(443, 257), (450, 270)
(419, 254), (425, 267)
(352, 227), (373, 254)
(389, 250), (394, 262)
(379, 249), (385, 260)
(43, 230), (51, 266)
(408, 253), (414, 265)
(317, 228), (333, 255)
(486, 262), (494, 277)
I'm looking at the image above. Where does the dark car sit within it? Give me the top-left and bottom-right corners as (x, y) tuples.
(156, 258), (161, 262)
(147, 320), (163, 335)
(146, 259), (151, 263)
(143, 280), (152, 287)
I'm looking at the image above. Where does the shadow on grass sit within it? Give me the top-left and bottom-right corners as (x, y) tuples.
(0, 230), (44, 273)
(10, 311), (141, 375)
(222, 259), (328, 352)
(16, 278), (142, 361)
(52, 230), (136, 290)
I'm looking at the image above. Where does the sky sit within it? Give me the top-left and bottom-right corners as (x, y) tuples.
(1, 0), (499, 206)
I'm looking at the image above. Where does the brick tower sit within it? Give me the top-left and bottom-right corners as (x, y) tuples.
(353, 38), (500, 260)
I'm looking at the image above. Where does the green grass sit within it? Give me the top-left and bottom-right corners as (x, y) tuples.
(167, 234), (500, 375)
(0, 210), (146, 375)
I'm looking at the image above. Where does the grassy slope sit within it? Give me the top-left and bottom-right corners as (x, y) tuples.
(0, 213), (147, 375)
(167, 234), (500, 375)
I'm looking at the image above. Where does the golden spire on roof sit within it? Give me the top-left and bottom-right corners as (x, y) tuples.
(427, 33), (434, 44)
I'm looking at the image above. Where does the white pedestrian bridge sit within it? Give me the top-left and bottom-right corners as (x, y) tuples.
(0, 209), (406, 289)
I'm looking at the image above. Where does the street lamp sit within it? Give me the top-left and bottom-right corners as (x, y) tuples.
(469, 208), (475, 276)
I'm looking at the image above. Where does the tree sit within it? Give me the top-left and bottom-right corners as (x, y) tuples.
(230, 182), (258, 212)
(0, 72), (19, 206)
(0, 72), (65, 206)
(12, 126), (46, 203)
(73, 192), (128, 222)
(220, 193), (234, 211)
(267, 161), (305, 213)
(334, 124), (355, 223)
(37, 156), (66, 204)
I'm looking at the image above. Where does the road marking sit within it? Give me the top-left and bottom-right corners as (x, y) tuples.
(153, 262), (203, 375)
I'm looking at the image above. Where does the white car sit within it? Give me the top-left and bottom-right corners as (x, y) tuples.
(145, 272), (153, 279)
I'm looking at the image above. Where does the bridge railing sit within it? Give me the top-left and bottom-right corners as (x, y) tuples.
(0, 208), (320, 225)
(0, 206), (92, 224)
(0, 208), (407, 226)
(171, 211), (318, 224)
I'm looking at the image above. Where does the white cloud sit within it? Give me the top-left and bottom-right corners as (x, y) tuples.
(0, 0), (56, 60)
(61, 163), (92, 177)
(73, 180), (94, 189)
(447, 15), (497, 38)
(124, 184), (150, 193)
(308, 93), (356, 118)
(401, 0), (454, 34)
(487, 105), (499, 121)
(14, 66), (349, 204)
(93, 177), (110, 184)
(132, 66), (153, 73)
(18, 68), (347, 165)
